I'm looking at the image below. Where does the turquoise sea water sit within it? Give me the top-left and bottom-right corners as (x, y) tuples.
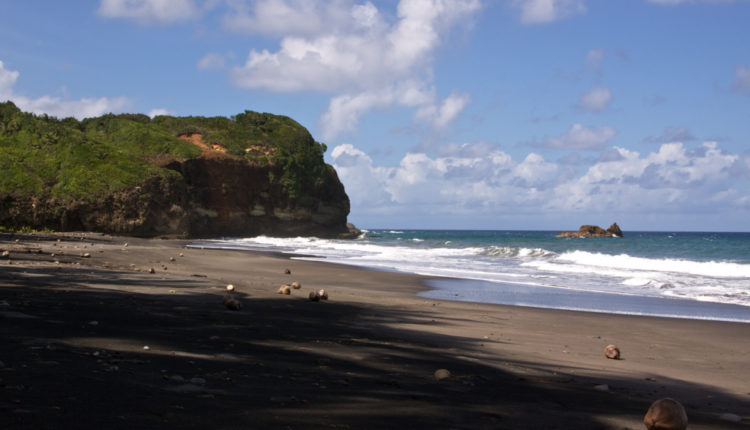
(197, 230), (750, 323)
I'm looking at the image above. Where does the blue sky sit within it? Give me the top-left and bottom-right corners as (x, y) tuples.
(1, 0), (749, 231)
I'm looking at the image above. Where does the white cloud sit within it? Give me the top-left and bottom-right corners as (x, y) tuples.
(0, 60), (20, 100)
(148, 108), (174, 117)
(224, 0), (358, 37)
(543, 123), (617, 150)
(0, 60), (130, 119)
(97, 0), (203, 24)
(229, 0), (481, 139)
(415, 92), (471, 129)
(332, 141), (747, 222)
(512, 0), (587, 24)
(733, 66), (750, 95)
(577, 87), (612, 111)
(197, 52), (227, 70)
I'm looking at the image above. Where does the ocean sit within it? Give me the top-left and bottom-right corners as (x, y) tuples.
(196, 230), (750, 323)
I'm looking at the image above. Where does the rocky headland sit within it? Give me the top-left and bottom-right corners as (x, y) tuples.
(556, 222), (623, 238)
(0, 102), (357, 238)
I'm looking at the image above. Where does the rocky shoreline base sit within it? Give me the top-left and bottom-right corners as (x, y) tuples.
(1, 232), (748, 429)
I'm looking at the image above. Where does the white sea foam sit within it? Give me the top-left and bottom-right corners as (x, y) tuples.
(555, 250), (750, 278)
(196, 235), (750, 308)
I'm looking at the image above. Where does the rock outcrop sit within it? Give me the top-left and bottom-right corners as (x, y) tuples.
(0, 102), (357, 238)
(556, 223), (623, 238)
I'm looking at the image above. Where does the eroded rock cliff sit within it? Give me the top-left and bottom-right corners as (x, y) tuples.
(0, 102), (355, 238)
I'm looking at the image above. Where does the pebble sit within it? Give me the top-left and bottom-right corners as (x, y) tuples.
(226, 284), (234, 292)
(594, 384), (609, 392)
(308, 290), (320, 301)
(1, 250), (9, 257)
(169, 257), (175, 262)
(143, 346), (150, 351)
(318, 289), (328, 300)
(278, 285), (291, 295)
(604, 344), (621, 360)
(81, 252), (91, 258)
(291, 281), (301, 289)
(148, 268), (155, 274)
(434, 369), (451, 380)
(179, 252), (184, 257)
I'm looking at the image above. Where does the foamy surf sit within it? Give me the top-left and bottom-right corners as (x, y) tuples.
(194, 230), (750, 318)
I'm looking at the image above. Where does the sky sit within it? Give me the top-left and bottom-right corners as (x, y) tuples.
(1, 0), (749, 231)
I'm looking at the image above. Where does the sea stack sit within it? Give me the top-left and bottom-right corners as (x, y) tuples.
(556, 222), (623, 238)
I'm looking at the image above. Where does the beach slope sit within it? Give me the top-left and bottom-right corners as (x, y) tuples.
(1, 233), (748, 429)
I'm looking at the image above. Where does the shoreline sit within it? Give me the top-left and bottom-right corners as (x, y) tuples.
(2, 232), (749, 429)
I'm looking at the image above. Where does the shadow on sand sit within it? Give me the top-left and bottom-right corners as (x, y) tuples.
(1, 261), (748, 429)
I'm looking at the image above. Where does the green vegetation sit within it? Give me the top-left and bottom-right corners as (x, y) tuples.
(0, 102), (332, 201)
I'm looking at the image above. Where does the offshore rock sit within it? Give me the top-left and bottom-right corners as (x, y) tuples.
(556, 223), (624, 238)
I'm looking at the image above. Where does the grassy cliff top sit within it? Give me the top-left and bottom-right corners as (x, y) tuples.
(0, 102), (329, 200)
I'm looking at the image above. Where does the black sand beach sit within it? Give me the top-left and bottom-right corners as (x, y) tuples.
(1, 232), (749, 429)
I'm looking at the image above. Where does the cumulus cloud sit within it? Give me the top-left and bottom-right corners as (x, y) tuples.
(511, 0), (587, 24)
(97, 0), (204, 24)
(228, 0), (480, 139)
(733, 66), (750, 95)
(577, 87), (612, 111)
(0, 60), (130, 119)
(543, 123), (617, 150)
(415, 92), (471, 129)
(148, 108), (174, 117)
(331, 141), (747, 221)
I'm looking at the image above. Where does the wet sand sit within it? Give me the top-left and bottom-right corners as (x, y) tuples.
(1, 232), (749, 429)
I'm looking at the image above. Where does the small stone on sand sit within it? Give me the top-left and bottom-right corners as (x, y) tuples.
(604, 344), (620, 359)
(277, 285), (291, 295)
(434, 369), (451, 380)
(223, 295), (243, 310)
(318, 289), (328, 300)
(291, 281), (301, 289)
(308, 291), (320, 301)
(644, 398), (688, 430)
(284, 268), (291, 274)
(226, 284), (234, 292)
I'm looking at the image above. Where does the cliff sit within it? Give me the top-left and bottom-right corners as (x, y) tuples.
(0, 101), (356, 238)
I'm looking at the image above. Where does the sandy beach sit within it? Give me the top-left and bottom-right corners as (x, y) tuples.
(1, 232), (749, 429)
